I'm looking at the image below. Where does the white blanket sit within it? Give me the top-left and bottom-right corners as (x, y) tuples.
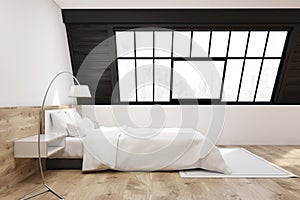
(81, 127), (230, 174)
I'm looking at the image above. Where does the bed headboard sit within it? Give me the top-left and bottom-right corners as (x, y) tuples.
(44, 108), (77, 135)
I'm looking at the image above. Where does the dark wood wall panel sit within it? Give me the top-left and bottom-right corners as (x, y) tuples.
(277, 26), (300, 102)
(63, 9), (300, 104)
(62, 9), (300, 24)
(66, 24), (114, 104)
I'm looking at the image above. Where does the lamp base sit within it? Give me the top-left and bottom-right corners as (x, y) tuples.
(19, 183), (64, 200)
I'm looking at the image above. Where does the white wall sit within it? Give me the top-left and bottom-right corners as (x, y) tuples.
(0, 0), (73, 107)
(81, 105), (300, 145)
(217, 106), (300, 145)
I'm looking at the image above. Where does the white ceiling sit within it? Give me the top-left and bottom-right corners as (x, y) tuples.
(53, 0), (300, 9)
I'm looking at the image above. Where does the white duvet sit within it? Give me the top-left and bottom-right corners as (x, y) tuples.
(81, 127), (230, 174)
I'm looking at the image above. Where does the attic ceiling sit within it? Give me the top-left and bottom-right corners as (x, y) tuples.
(62, 9), (300, 104)
(53, 0), (300, 9)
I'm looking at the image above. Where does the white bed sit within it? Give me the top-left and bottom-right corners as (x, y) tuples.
(45, 108), (230, 174)
(50, 137), (83, 159)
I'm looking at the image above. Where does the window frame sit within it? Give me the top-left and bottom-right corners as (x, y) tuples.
(113, 26), (291, 105)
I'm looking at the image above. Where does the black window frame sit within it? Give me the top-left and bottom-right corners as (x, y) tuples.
(113, 26), (291, 105)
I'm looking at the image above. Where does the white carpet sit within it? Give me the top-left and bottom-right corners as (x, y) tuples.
(180, 148), (298, 178)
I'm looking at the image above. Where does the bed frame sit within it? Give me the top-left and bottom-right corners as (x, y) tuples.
(46, 158), (82, 169)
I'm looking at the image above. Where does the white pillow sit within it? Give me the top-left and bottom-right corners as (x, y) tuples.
(66, 117), (95, 137)
(66, 123), (82, 137)
(66, 110), (83, 124)
(50, 111), (72, 136)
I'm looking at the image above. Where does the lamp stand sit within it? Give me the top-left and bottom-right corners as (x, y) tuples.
(19, 72), (81, 200)
(19, 183), (64, 200)
(19, 110), (64, 200)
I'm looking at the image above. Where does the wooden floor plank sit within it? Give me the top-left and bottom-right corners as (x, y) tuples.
(1, 146), (299, 200)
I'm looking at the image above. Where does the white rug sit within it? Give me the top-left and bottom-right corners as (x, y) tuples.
(180, 148), (298, 178)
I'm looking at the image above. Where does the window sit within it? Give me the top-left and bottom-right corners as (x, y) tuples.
(115, 29), (288, 103)
(173, 61), (225, 99)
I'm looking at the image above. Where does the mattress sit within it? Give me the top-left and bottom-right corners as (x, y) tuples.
(82, 127), (230, 173)
(50, 137), (83, 159)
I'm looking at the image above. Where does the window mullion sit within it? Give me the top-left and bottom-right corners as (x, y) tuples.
(220, 31), (232, 101)
(208, 31), (212, 57)
(237, 31), (251, 101)
(134, 31), (138, 102)
(189, 31), (193, 57)
(254, 31), (270, 102)
(170, 31), (174, 101)
(153, 31), (155, 102)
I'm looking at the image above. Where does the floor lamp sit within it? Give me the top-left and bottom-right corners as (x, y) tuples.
(20, 71), (91, 200)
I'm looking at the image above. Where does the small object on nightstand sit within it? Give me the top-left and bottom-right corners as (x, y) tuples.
(14, 133), (65, 158)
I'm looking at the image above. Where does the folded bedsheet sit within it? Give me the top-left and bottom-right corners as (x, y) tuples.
(81, 127), (230, 174)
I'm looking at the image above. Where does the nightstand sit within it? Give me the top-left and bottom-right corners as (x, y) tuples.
(14, 133), (65, 158)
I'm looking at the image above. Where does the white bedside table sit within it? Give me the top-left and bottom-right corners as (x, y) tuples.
(14, 133), (65, 158)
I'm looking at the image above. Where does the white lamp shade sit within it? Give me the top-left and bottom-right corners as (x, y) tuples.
(68, 85), (91, 97)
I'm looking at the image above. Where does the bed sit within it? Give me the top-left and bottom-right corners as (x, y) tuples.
(45, 108), (230, 174)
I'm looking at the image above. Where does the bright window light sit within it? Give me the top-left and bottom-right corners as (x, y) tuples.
(116, 31), (135, 57)
(228, 31), (249, 57)
(154, 31), (173, 57)
(136, 59), (153, 101)
(246, 31), (268, 57)
(209, 31), (230, 57)
(173, 61), (224, 98)
(222, 59), (244, 101)
(256, 59), (281, 101)
(173, 31), (192, 57)
(191, 31), (210, 57)
(238, 59), (262, 101)
(136, 31), (153, 57)
(117, 59), (136, 101)
(265, 31), (288, 57)
(154, 59), (171, 101)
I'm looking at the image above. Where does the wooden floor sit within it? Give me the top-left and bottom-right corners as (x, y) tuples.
(1, 146), (300, 200)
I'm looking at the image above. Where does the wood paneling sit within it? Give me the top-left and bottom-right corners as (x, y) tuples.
(66, 24), (114, 105)
(0, 106), (70, 193)
(0, 107), (39, 193)
(62, 9), (300, 24)
(1, 146), (299, 199)
(277, 26), (300, 102)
